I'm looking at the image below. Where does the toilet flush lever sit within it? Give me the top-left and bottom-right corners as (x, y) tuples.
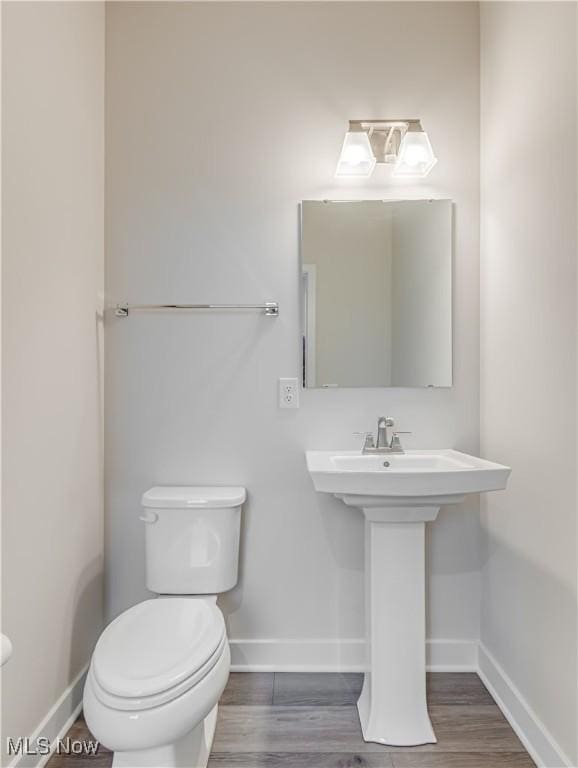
(139, 511), (158, 524)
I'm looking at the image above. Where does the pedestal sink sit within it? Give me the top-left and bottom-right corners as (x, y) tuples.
(306, 449), (510, 747)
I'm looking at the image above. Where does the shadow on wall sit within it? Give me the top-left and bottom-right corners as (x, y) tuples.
(219, 490), (366, 642)
(67, 311), (104, 679)
(219, 495), (252, 623)
(317, 493), (364, 574)
(68, 557), (104, 680)
(478, 522), (577, 620)
(425, 494), (482, 637)
(478, 517), (577, 761)
(318, 494), (365, 647)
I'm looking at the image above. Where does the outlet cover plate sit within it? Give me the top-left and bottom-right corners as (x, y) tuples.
(279, 378), (299, 409)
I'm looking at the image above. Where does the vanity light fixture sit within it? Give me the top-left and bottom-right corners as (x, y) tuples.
(335, 120), (437, 179)
(335, 130), (376, 177)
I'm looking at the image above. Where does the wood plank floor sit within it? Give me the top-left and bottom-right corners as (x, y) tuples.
(46, 673), (536, 768)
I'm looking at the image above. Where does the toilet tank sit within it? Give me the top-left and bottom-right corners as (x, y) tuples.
(140, 486), (245, 595)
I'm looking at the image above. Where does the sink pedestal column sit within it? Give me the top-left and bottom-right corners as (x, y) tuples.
(357, 505), (439, 747)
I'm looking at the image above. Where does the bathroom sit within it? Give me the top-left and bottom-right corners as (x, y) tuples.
(1, 1), (577, 767)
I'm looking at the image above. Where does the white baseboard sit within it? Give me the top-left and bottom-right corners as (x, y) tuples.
(229, 638), (478, 673)
(7, 664), (88, 768)
(478, 643), (573, 768)
(229, 638), (365, 672)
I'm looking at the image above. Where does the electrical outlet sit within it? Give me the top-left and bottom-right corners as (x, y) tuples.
(279, 378), (299, 409)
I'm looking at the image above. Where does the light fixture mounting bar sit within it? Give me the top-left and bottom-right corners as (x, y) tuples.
(348, 119), (423, 164)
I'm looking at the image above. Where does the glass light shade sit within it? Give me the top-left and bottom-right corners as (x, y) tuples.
(335, 131), (376, 178)
(392, 131), (437, 178)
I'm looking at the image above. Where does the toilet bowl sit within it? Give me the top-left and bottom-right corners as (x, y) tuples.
(84, 486), (245, 768)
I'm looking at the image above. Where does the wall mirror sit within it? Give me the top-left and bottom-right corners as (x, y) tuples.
(300, 199), (453, 388)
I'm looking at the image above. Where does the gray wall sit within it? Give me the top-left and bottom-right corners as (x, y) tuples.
(105, 1), (481, 653)
(480, 2), (577, 763)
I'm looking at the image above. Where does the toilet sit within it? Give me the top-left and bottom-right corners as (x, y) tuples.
(83, 486), (245, 768)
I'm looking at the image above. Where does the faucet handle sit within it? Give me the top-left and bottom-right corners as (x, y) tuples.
(353, 431), (375, 450)
(390, 431), (411, 450)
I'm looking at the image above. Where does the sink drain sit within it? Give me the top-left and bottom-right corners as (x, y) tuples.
(383, 461), (390, 468)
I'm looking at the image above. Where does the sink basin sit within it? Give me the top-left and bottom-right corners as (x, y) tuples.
(306, 449), (510, 506)
(306, 447), (511, 748)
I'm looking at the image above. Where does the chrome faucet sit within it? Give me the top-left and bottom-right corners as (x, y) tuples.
(357, 417), (410, 455)
(376, 416), (393, 450)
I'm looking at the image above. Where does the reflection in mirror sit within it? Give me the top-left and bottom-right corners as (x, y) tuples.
(301, 199), (452, 388)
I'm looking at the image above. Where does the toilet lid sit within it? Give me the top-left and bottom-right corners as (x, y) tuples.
(92, 599), (225, 699)
(141, 486), (246, 509)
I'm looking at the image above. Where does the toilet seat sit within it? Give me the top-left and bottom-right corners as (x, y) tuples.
(91, 598), (226, 710)
(90, 633), (227, 711)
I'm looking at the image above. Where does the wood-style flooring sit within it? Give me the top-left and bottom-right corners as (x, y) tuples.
(46, 673), (536, 768)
